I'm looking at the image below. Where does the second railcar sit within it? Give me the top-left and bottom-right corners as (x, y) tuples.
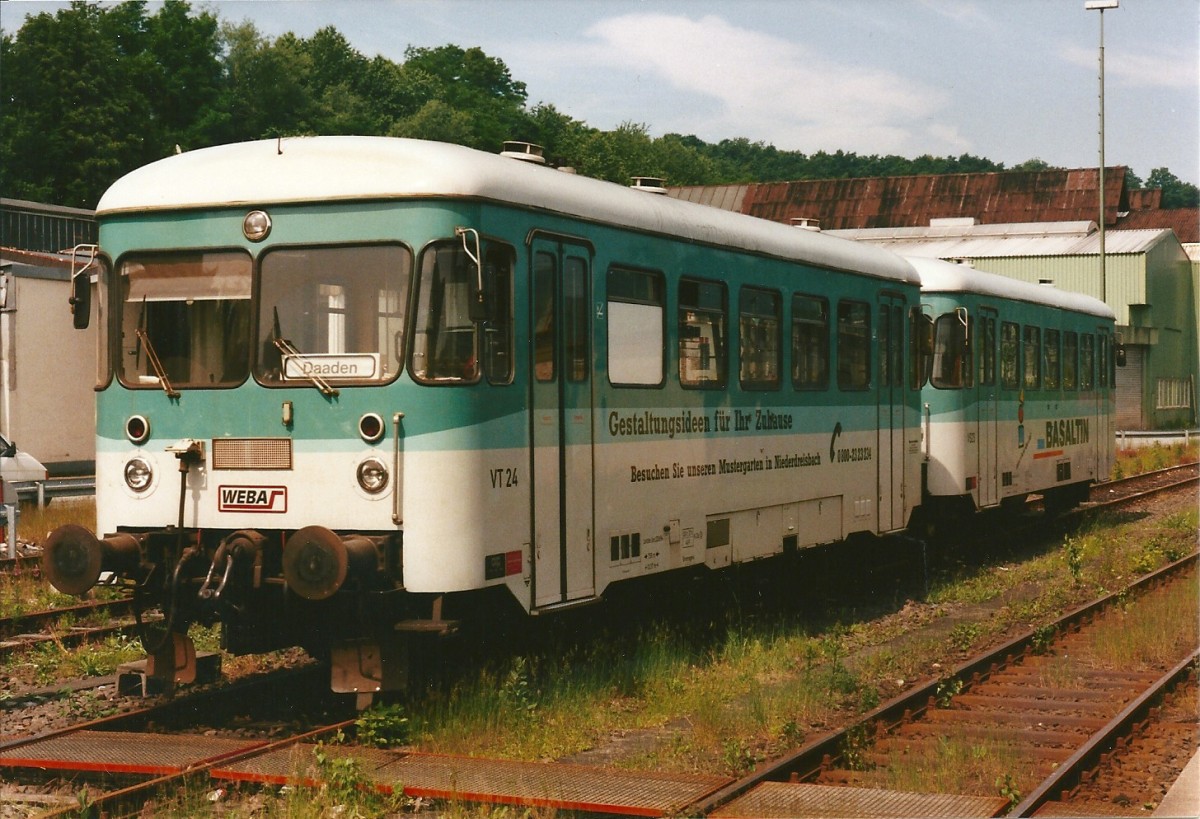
(911, 256), (1117, 525)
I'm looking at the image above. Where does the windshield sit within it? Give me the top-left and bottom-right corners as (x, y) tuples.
(119, 252), (252, 389)
(256, 245), (410, 387)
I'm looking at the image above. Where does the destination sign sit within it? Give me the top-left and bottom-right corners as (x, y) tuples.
(283, 353), (380, 380)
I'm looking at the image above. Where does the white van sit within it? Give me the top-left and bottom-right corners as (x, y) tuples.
(0, 433), (47, 484)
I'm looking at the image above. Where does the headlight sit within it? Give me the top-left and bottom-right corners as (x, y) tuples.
(356, 458), (389, 494)
(124, 457), (153, 492)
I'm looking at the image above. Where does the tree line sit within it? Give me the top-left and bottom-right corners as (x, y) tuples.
(3, 0), (1196, 210)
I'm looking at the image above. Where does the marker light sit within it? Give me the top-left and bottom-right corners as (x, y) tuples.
(126, 415), (150, 444)
(358, 413), (385, 443)
(356, 458), (389, 494)
(243, 210), (272, 242)
(124, 458), (153, 492)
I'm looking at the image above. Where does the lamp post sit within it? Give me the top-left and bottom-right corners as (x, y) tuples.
(1086, 0), (1118, 305)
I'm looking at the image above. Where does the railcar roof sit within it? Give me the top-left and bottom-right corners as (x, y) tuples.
(96, 136), (918, 285)
(909, 255), (1115, 320)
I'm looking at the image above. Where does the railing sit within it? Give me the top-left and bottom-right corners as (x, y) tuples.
(8, 475), (95, 507)
(0, 198), (97, 254)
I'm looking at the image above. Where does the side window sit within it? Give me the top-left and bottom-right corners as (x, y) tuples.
(837, 300), (870, 390)
(1098, 332), (1110, 388)
(1023, 326), (1041, 389)
(412, 241), (481, 383)
(564, 256), (589, 383)
(608, 267), (664, 386)
(1000, 321), (1020, 389)
(932, 311), (972, 389)
(739, 287), (781, 389)
(679, 278), (727, 389)
(482, 244), (514, 384)
(792, 293), (829, 390)
(1080, 333), (1095, 390)
(981, 316), (997, 386)
(1044, 328), (1060, 390)
(1063, 331), (1078, 391)
(911, 308), (933, 389)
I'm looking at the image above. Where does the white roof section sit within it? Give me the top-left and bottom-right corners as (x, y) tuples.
(96, 136), (918, 285)
(831, 221), (1174, 259)
(909, 256), (1115, 320)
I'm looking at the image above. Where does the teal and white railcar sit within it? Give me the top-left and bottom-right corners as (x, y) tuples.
(45, 136), (930, 693)
(910, 256), (1116, 525)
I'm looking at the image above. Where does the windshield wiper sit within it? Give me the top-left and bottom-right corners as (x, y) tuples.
(135, 297), (180, 398)
(271, 307), (339, 397)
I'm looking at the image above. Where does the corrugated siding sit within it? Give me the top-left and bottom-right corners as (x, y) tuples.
(961, 256), (1146, 325)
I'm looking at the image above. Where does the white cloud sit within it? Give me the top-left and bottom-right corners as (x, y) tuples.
(1061, 44), (1198, 90)
(580, 12), (956, 155)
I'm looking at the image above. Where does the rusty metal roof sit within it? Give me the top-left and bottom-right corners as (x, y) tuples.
(1116, 207), (1199, 243)
(669, 167), (1130, 230)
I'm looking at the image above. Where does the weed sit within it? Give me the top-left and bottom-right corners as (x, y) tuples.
(997, 772), (1021, 807)
(840, 723), (873, 771)
(356, 702), (411, 748)
(949, 622), (982, 651)
(1029, 623), (1056, 655)
(1063, 536), (1084, 584)
(720, 738), (757, 775)
(499, 656), (538, 717)
(935, 676), (963, 708)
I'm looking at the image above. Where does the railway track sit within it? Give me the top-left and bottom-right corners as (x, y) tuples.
(689, 551), (1198, 817)
(4, 552), (1194, 817)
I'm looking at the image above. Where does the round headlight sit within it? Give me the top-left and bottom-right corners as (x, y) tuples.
(356, 458), (389, 494)
(243, 209), (272, 242)
(124, 457), (153, 492)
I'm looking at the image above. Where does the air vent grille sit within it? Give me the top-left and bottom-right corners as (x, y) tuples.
(211, 438), (293, 470)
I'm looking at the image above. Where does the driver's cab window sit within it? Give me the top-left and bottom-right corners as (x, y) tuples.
(256, 244), (410, 387)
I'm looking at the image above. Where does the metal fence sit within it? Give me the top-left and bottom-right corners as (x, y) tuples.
(1, 198), (97, 254)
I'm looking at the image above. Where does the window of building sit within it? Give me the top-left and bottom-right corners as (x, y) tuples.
(739, 287), (781, 389)
(679, 278), (727, 388)
(837, 300), (870, 390)
(608, 267), (664, 386)
(791, 293), (828, 390)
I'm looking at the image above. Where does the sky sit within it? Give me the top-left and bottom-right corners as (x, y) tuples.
(4, 0), (1198, 185)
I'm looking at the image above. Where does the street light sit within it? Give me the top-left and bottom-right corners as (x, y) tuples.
(1086, 0), (1118, 305)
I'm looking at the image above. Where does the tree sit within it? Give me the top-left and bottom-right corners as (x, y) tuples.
(1146, 167), (1200, 209)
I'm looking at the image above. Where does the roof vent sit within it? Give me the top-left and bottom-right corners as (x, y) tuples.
(930, 217), (978, 227)
(790, 217), (821, 232)
(500, 141), (546, 164)
(630, 177), (667, 194)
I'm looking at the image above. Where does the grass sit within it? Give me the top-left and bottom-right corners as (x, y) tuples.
(1111, 441), (1198, 479)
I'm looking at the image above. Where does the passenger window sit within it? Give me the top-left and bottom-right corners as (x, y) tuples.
(1044, 329), (1060, 390)
(1063, 331), (1078, 391)
(1001, 322), (1020, 389)
(739, 287), (781, 389)
(792, 294), (828, 390)
(259, 245), (409, 387)
(1023, 326), (1041, 389)
(1080, 334), (1095, 390)
(837, 300), (870, 390)
(1098, 333), (1109, 388)
(608, 267), (664, 386)
(679, 278), (727, 389)
(564, 256), (589, 383)
(932, 311), (972, 389)
(980, 316), (996, 386)
(533, 252), (556, 382)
